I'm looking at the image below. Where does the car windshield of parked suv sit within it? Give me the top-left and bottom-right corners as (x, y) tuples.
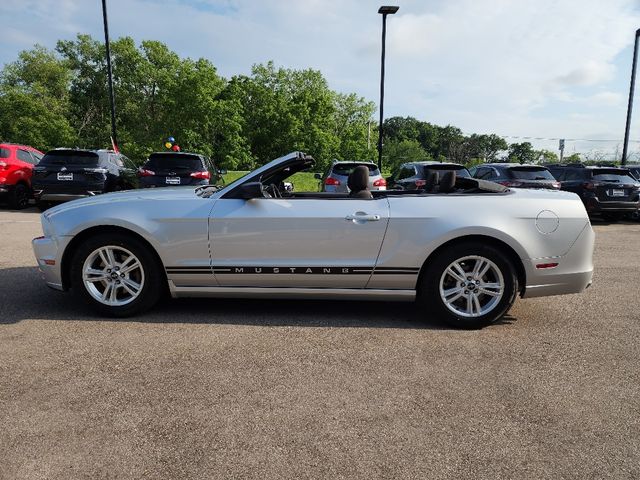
(40, 150), (99, 166)
(0, 147), (9, 158)
(591, 169), (637, 183)
(145, 153), (203, 171)
(509, 166), (555, 180)
(422, 165), (471, 178)
(332, 163), (380, 176)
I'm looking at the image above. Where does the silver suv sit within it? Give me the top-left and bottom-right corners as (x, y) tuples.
(317, 161), (386, 192)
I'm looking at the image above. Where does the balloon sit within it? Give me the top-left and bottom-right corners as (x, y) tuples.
(171, 144), (181, 152)
(164, 142), (172, 149)
(168, 137), (175, 143)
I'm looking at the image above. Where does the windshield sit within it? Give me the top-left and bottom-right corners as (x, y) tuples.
(40, 150), (99, 166)
(509, 167), (555, 180)
(145, 154), (204, 171)
(331, 163), (380, 176)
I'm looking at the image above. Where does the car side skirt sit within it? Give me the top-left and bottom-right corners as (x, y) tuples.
(168, 283), (416, 302)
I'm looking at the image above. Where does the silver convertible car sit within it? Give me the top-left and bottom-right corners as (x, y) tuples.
(33, 152), (594, 328)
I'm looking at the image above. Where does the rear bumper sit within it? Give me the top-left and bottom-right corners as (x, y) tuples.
(522, 223), (594, 298)
(584, 197), (640, 213)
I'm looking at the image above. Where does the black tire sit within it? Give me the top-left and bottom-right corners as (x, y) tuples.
(70, 233), (164, 317)
(8, 183), (30, 210)
(418, 242), (518, 329)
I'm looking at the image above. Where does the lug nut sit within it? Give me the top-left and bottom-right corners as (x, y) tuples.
(464, 290), (469, 294)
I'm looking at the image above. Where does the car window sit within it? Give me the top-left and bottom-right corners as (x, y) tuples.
(31, 151), (43, 164)
(332, 163), (380, 176)
(17, 149), (33, 163)
(547, 168), (565, 181)
(508, 167), (555, 180)
(109, 154), (124, 167)
(40, 150), (100, 166)
(397, 166), (416, 180)
(475, 167), (494, 180)
(145, 154), (204, 171)
(423, 165), (471, 178)
(563, 169), (585, 181)
(591, 170), (637, 183)
(0, 148), (10, 159)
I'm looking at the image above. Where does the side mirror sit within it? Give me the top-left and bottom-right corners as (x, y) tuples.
(238, 182), (265, 199)
(218, 169), (227, 175)
(283, 182), (294, 192)
(314, 173), (322, 180)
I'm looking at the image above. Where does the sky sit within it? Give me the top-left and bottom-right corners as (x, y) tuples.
(2, 0), (640, 158)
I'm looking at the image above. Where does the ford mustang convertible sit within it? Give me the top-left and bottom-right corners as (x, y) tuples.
(32, 152), (594, 328)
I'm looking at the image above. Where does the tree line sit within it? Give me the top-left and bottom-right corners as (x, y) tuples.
(0, 34), (571, 171)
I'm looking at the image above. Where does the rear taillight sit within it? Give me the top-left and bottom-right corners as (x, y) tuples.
(373, 178), (387, 187)
(0, 161), (8, 170)
(414, 179), (427, 188)
(138, 168), (155, 177)
(325, 177), (340, 186)
(190, 171), (211, 180)
(497, 180), (523, 187)
(552, 181), (561, 189)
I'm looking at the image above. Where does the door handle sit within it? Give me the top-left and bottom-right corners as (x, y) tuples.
(345, 212), (381, 222)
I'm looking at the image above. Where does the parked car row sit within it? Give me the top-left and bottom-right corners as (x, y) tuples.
(0, 144), (225, 211)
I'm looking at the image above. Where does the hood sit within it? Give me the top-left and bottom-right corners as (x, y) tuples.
(44, 187), (205, 216)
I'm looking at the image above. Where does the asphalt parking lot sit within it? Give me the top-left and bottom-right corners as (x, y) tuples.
(0, 207), (639, 479)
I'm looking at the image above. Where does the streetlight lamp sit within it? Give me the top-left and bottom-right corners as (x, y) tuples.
(101, 0), (118, 150)
(377, 5), (399, 171)
(622, 28), (640, 166)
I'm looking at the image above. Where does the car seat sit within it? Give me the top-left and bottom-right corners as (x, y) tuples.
(348, 166), (373, 199)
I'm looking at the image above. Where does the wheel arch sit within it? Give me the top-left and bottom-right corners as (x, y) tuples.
(417, 234), (526, 296)
(60, 225), (167, 290)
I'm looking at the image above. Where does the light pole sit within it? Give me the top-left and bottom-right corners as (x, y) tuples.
(622, 28), (640, 166)
(377, 5), (399, 171)
(101, 0), (118, 150)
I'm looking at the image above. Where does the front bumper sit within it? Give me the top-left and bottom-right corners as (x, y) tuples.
(522, 222), (594, 298)
(32, 235), (71, 291)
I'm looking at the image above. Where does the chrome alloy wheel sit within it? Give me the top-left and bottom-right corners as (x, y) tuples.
(439, 255), (504, 318)
(82, 246), (145, 306)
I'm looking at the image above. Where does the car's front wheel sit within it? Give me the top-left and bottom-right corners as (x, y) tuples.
(419, 242), (518, 328)
(70, 233), (164, 317)
(8, 183), (30, 209)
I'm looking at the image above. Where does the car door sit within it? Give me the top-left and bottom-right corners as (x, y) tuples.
(209, 196), (390, 288)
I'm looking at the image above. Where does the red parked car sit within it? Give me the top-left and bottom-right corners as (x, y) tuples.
(0, 143), (44, 209)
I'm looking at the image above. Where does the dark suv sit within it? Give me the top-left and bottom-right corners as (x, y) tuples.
(469, 163), (560, 189)
(137, 152), (224, 188)
(32, 149), (137, 210)
(387, 161), (471, 190)
(545, 164), (640, 220)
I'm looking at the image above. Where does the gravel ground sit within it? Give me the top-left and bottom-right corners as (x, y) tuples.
(0, 208), (638, 479)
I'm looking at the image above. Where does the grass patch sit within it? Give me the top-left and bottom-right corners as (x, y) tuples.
(222, 171), (322, 192)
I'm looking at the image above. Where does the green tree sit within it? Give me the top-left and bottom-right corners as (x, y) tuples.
(508, 142), (536, 164)
(383, 139), (431, 171)
(536, 149), (559, 163)
(0, 46), (75, 150)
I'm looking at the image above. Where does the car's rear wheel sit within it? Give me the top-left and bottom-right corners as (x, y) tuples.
(419, 242), (518, 329)
(8, 183), (30, 209)
(70, 233), (163, 317)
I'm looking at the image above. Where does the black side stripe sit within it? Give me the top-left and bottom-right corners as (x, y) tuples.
(166, 266), (419, 275)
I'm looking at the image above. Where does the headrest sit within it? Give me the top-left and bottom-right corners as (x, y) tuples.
(438, 171), (456, 193)
(347, 165), (369, 193)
